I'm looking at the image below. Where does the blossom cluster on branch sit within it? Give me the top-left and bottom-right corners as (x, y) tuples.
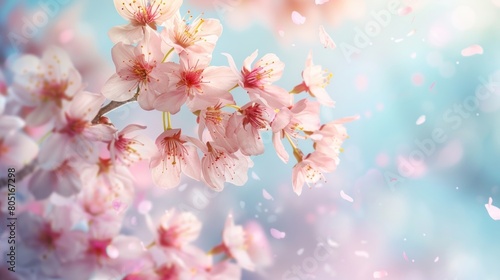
(0, 0), (356, 278)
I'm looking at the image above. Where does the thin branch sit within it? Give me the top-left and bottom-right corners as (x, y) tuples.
(0, 160), (37, 189)
(91, 95), (138, 124)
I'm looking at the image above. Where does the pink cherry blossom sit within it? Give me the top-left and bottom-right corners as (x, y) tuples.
(161, 13), (223, 55)
(150, 129), (201, 189)
(154, 52), (237, 114)
(226, 101), (275, 156)
(292, 151), (336, 195)
(244, 221), (273, 269)
(225, 50), (292, 109)
(153, 209), (202, 249)
(37, 91), (117, 169)
(0, 112), (38, 170)
(198, 104), (239, 154)
(9, 46), (82, 126)
(102, 32), (170, 110)
(312, 115), (359, 158)
(271, 98), (321, 163)
(212, 214), (255, 271)
(28, 158), (83, 200)
(291, 52), (335, 107)
(109, 0), (182, 44)
(198, 141), (250, 192)
(109, 124), (156, 165)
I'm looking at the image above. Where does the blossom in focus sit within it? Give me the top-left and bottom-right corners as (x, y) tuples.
(150, 129), (201, 189)
(225, 50), (292, 109)
(9, 46), (82, 126)
(154, 52), (237, 114)
(226, 101), (275, 156)
(161, 12), (223, 55)
(37, 91), (116, 169)
(109, 124), (156, 166)
(198, 105), (239, 154)
(102, 32), (170, 110)
(271, 98), (320, 163)
(292, 150), (336, 195)
(109, 0), (183, 44)
(198, 141), (250, 192)
(291, 52), (335, 107)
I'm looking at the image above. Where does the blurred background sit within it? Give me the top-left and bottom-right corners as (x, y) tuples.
(1, 0), (500, 279)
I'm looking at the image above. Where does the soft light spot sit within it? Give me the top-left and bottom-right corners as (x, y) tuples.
(262, 189), (274, 201)
(137, 200), (152, 215)
(416, 115), (426, 125)
(340, 190), (354, 203)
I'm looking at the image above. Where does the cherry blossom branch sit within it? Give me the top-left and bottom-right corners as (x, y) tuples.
(91, 95), (138, 124)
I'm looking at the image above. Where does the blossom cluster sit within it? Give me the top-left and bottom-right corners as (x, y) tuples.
(0, 0), (355, 278)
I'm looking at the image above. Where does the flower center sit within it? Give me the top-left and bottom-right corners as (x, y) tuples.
(87, 239), (112, 258)
(160, 132), (187, 166)
(40, 80), (71, 107)
(60, 114), (87, 136)
(242, 103), (270, 129)
(175, 17), (205, 48)
(178, 69), (204, 92)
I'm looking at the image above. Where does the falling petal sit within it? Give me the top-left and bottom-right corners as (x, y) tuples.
(485, 197), (500, 220)
(399, 6), (413, 15)
(138, 200), (152, 215)
(263, 189), (274, 200)
(270, 228), (286, 239)
(394, 38), (404, 43)
(327, 239), (339, 247)
(407, 29), (416, 37)
(434, 256), (440, 262)
(297, 248), (304, 255)
(403, 251), (409, 261)
(416, 115), (426, 125)
(373, 271), (388, 278)
(461, 44), (483, 56)
(319, 25), (337, 49)
(291, 11), (306, 25)
(340, 190), (354, 203)
(252, 171), (261, 180)
(429, 82), (436, 91)
(315, 0), (330, 4)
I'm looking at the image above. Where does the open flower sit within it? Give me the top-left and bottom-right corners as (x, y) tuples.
(292, 151), (336, 196)
(198, 104), (239, 154)
(225, 50), (292, 109)
(154, 52), (237, 114)
(150, 129), (201, 189)
(226, 101), (275, 156)
(291, 52), (335, 107)
(102, 32), (170, 110)
(109, 0), (182, 44)
(109, 124), (156, 166)
(161, 13), (223, 55)
(312, 115), (359, 156)
(37, 91), (117, 169)
(9, 46), (82, 126)
(271, 98), (320, 163)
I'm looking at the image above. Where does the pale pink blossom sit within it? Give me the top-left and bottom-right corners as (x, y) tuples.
(292, 151), (336, 195)
(271, 98), (320, 163)
(0, 113), (38, 170)
(312, 115), (359, 158)
(28, 158), (83, 200)
(161, 13), (223, 55)
(153, 209), (202, 249)
(109, 0), (182, 44)
(211, 214), (255, 271)
(109, 124), (156, 165)
(225, 50), (292, 108)
(198, 141), (250, 192)
(226, 101), (275, 156)
(9, 46), (82, 126)
(244, 221), (273, 269)
(198, 105), (239, 154)
(154, 52), (237, 114)
(291, 52), (335, 107)
(150, 129), (201, 189)
(37, 91), (116, 169)
(102, 33), (170, 110)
